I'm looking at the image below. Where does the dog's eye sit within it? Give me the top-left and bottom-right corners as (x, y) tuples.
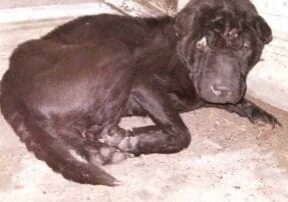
(243, 41), (251, 49)
(226, 29), (239, 39)
(196, 36), (207, 49)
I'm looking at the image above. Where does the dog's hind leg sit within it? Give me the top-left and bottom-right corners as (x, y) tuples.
(49, 123), (129, 165)
(101, 78), (191, 156)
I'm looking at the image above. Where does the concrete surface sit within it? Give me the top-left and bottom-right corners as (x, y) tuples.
(246, 0), (288, 111)
(0, 2), (120, 24)
(0, 0), (95, 9)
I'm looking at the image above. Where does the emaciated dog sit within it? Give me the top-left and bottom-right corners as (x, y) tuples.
(0, 0), (280, 185)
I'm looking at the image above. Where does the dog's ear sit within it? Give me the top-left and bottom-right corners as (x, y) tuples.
(174, 7), (201, 38)
(253, 16), (272, 44)
(175, 6), (227, 39)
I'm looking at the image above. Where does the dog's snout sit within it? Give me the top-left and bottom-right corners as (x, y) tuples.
(211, 84), (232, 97)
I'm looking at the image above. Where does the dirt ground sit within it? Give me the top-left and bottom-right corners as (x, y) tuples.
(0, 97), (288, 202)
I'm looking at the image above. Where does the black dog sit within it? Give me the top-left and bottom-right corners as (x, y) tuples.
(0, 0), (280, 186)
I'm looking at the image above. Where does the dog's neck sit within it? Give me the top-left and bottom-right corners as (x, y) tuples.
(144, 17), (198, 69)
(137, 16), (182, 64)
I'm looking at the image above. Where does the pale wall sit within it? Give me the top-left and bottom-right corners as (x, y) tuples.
(0, 0), (95, 9)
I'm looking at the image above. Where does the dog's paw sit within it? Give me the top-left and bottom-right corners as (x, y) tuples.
(84, 144), (131, 166)
(100, 127), (132, 147)
(249, 108), (281, 128)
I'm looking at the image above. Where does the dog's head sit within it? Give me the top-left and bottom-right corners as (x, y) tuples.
(175, 2), (272, 104)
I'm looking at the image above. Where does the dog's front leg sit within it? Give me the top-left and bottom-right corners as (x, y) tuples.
(208, 99), (281, 127)
(110, 79), (192, 156)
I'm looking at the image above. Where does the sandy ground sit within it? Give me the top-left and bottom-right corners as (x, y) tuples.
(0, 98), (288, 202)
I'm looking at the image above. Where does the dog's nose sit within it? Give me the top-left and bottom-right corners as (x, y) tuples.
(211, 84), (232, 97)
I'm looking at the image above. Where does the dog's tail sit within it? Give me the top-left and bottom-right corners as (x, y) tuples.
(0, 73), (118, 186)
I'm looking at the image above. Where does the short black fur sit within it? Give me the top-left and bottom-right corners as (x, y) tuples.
(0, 0), (280, 185)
